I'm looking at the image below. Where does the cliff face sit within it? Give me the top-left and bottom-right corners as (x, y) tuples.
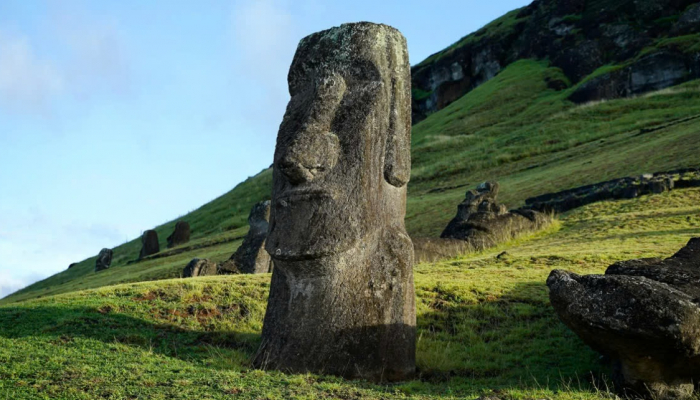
(412, 0), (700, 123)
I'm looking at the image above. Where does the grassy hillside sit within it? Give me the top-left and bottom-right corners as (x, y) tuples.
(4, 58), (700, 304)
(2, 187), (699, 399)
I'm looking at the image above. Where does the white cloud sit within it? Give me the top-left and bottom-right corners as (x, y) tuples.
(0, 30), (64, 113)
(53, 10), (130, 98)
(0, 6), (130, 115)
(0, 208), (130, 298)
(231, 0), (299, 117)
(0, 271), (30, 299)
(232, 0), (297, 83)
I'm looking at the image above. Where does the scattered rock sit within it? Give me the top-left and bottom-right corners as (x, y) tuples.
(525, 168), (700, 214)
(441, 182), (549, 249)
(95, 248), (113, 272)
(547, 238), (700, 398)
(139, 230), (160, 259)
(254, 22), (416, 382)
(182, 258), (218, 278)
(219, 201), (272, 275)
(167, 221), (190, 248)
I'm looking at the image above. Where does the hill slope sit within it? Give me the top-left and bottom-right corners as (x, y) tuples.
(4, 1), (700, 304)
(411, 0), (700, 121)
(2, 187), (699, 399)
(5, 63), (700, 304)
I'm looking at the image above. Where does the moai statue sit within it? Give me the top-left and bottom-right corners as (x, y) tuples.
(138, 229), (160, 259)
(167, 221), (191, 248)
(253, 22), (415, 382)
(95, 248), (113, 272)
(219, 201), (272, 274)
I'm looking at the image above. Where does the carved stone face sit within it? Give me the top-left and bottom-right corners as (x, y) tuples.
(266, 24), (411, 261)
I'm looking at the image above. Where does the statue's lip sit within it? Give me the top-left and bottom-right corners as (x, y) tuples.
(277, 188), (335, 204)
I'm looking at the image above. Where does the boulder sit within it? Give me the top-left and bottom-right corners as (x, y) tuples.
(138, 230), (160, 259)
(547, 238), (700, 398)
(219, 201), (272, 274)
(441, 182), (548, 249)
(253, 22), (416, 381)
(182, 258), (218, 278)
(673, 3), (700, 35)
(95, 248), (113, 272)
(167, 221), (190, 248)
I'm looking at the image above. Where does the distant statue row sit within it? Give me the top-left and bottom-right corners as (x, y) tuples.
(92, 220), (191, 272)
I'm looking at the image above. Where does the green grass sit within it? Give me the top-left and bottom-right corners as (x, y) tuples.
(2, 188), (699, 399)
(414, 8), (528, 68)
(639, 33), (700, 56)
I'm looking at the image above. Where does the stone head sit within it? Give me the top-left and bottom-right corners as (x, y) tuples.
(266, 22), (411, 261)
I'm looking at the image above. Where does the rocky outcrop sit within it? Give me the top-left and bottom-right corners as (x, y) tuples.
(673, 3), (700, 35)
(138, 230), (160, 259)
(182, 258), (218, 278)
(569, 51), (700, 104)
(525, 168), (700, 214)
(441, 182), (549, 249)
(218, 201), (272, 275)
(411, 0), (700, 121)
(95, 248), (113, 272)
(547, 238), (700, 398)
(167, 221), (190, 248)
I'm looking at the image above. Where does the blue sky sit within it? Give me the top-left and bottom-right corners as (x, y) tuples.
(0, 0), (531, 298)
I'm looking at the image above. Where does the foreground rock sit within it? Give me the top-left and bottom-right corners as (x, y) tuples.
(526, 168), (700, 214)
(253, 23), (416, 381)
(182, 258), (218, 278)
(95, 248), (113, 272)
(547, 238), (700, 398)
(441, 182), (549, 249)
(167, 221), (190, 248)
(218, 201), (272, 275)
(138, 230), (160, 259)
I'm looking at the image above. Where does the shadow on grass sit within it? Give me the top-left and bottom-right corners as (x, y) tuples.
(0, 281), (608, 397)
(0, 305), (261, 364)
(411, 281), (609, 396)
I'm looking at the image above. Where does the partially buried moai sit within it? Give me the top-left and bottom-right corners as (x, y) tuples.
(253, 22), (415, 381)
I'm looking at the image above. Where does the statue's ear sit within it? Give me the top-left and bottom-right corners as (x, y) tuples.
(384, 75), (411, 188)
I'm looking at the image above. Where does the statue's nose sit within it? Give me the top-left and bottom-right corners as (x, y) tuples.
(279, 129), (340, 185)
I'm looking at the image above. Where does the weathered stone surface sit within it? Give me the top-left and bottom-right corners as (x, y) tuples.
(182, 258), (218, 278)
(569, 51), (697, 104)
(95, 248), (113, 272)
(138, 230), (160, 259)
(673, 3), (700, 35)
(441, 182), (549, 249)
(253, 22), (415, 382)
(220, 201), (272, 275)
(547, 238), (700, 398)
(526, 168), (700, 214)
(167, 221), (190, 248)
